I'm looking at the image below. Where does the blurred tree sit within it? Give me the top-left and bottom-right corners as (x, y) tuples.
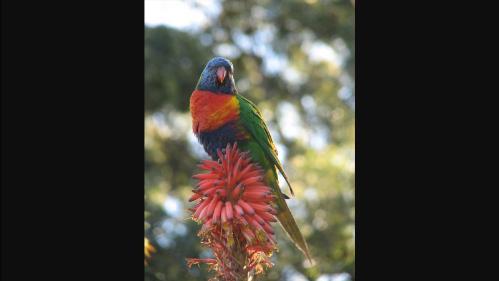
(145, 0), (354, 280)
(145, 26), (212, 113)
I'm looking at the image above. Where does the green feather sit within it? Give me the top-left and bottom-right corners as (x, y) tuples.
(236, 94), (294, 195)
(236, 94), (311, 261)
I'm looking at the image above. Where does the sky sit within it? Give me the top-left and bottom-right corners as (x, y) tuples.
(144, 0), (220, 30)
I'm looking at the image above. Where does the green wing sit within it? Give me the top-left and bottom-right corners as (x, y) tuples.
(237, 94), (294, 196)
(237, 94), (312, 261)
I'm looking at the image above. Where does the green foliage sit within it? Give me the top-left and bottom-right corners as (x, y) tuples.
(145, 1), (354, 280)
(145, 27), (212, 113)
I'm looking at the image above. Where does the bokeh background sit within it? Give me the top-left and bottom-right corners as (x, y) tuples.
(144, 0), (354, 280)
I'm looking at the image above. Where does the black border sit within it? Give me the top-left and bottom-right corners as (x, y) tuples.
(356, 1), (497, 279)
(2, 1), (144, 279)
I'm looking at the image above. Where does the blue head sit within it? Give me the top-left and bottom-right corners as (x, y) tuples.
(196, 57), (236, 94)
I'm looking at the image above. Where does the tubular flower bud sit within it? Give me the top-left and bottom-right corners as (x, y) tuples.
(187, 143), (277, 280)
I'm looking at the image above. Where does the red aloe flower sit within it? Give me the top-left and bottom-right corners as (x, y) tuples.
(187, 143), (277, 281)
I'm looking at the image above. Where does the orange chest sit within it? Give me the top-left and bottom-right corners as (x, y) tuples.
(190, 90), (240, 133)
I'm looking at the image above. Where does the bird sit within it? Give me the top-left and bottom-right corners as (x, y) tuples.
(190, 56), (311, 260)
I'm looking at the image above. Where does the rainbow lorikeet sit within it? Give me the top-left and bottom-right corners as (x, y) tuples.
(190, 57), (311, 260)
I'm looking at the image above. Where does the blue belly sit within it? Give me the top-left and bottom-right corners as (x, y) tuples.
(196, 121), (243, 160)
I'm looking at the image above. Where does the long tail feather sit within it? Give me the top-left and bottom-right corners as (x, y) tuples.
(274, 186), (312, 261)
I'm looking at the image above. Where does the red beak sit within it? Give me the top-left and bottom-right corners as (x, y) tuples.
(216, 66), (227, 84)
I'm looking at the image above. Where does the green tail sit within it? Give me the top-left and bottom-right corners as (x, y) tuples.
(272, 181), (312, 262)
(239, 140), (312, 261)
